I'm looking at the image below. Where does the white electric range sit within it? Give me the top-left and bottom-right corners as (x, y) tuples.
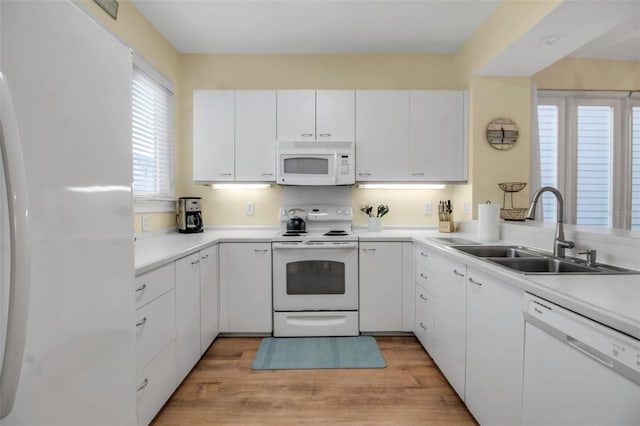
(272, 203), (359, 337)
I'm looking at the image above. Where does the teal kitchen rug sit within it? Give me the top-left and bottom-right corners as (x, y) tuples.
(251, 336), (386, 370)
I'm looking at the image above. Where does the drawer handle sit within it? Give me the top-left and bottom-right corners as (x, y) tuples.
(412, 172), (425, 176)
(135, 284), (147, 293)
(419, 252), (428, 258)
(135, 317), (147, 327)
(468, 277), (483, 286)
(419, 294), (428, 301)
(220, 173), (233, 176)
(191, 260), (200, 265)
(301, 133), (313, 137)
(453, 269), (465, 277)
(137, 378), (149, 392)
(419, 273), (428, 279)
(254, 249), (269, 253)
(318, 133), (331, 137)
(419, 322), (427, 330)
(261, 173), (274, 176)
(362, 248), (376, 253)
(201, 254), (209, 260)
(357, 173), (371, 177)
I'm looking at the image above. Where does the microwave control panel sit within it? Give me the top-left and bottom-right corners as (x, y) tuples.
(339, 155), (350, 175)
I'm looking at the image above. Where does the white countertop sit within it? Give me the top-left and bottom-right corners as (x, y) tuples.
(135, 227), (639, 340)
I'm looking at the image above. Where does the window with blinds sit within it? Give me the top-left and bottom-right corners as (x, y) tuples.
(132, 65), (174, 204)
(537, 105), (558, 222)
(575, 106), (611, 227)
(632, 106), (640, 229)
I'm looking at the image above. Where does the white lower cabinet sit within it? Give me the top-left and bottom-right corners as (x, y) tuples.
(136, 341), (177, 426)
(414, 281), (434, 354)
(134, 264), (177, 426)
(359, 242), (403, 332)
(219, 242), (272, 333)
(199, 245), (219, 354)
(175, 252), (202, 383)
(465, 267), (525, 426)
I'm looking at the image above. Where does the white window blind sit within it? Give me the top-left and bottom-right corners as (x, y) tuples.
(632, 106), (640, 229)
(537, 105), (558, 222)
(575, 106), (611, 227)
(132, 65), (174, 203)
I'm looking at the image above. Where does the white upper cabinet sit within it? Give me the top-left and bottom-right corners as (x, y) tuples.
(193, 90), (235, 182)
(193, 90), (276, 183)
(235, 90), (276, 181)
(277, 90), (355, 142)
(355, 90), (468, 182)
(355, 90), (410, 181)
(409, 91), (468, 181)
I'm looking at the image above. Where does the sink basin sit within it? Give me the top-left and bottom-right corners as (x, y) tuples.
(488, 258), (598, 274)
(430, 237), (479, 245)
(450, 245), (543, 258)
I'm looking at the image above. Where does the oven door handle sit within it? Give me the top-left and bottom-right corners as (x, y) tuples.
(272, 242), (359, 250)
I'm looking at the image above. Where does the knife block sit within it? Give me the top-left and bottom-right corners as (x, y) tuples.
(438, 220), (455, 233)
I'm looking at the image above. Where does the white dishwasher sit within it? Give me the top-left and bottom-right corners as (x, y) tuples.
(522, 293), (640, 426)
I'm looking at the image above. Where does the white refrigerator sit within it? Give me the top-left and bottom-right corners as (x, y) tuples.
(0, 1), (137, 425)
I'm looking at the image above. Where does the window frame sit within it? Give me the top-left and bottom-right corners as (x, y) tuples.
(537, 90), (634, 230)
(132, 54), (175, 214)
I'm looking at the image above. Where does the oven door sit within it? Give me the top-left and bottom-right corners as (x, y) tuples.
(272, 241), (358, 311)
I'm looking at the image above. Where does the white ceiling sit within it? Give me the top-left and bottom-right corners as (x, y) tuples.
(131, 0), (501, 54)
(131, 0), (640, 63)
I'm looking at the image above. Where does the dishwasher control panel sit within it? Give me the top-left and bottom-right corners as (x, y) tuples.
(525, 294), (640, 378)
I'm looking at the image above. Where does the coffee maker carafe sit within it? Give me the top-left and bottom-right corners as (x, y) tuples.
(177, 197), (203, 233)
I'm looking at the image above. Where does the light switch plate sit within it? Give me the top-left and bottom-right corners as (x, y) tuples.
(424, 202), (432, 215)
(246, 202), (255, 216)
(464, 203), (471, 215)
(141, 215), (149, 232)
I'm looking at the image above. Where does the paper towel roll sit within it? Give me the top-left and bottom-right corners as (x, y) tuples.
(478, 203), (500, 241)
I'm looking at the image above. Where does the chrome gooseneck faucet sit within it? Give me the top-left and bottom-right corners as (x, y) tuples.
(525, 186), (575, 258)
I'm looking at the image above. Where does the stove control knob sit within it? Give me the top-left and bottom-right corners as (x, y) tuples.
(336, 208), (343, 215)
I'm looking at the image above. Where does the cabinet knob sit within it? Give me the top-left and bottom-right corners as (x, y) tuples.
(301, 133), (313, 137)
(318, 133), (331, 137)
(468, 277), (483, 286)
(137, 378), (149, 392)
(453, 269), (465, 277)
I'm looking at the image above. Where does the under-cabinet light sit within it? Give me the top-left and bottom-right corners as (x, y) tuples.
(212, 183), (271, 190)
(358, 183), (446, 190)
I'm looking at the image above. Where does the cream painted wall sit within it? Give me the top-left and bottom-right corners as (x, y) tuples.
(75, 0), (180, 233)
(179, 54), (470, 226)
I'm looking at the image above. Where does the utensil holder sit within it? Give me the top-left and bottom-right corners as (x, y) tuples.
(438, 220), (455, 233)
(368, 217), (382, 232)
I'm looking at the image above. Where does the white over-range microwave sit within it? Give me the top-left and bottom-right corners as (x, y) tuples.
(276, 141), (355, 185)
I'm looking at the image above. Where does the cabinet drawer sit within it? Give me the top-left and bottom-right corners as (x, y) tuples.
(415, 246), (432, 270)
(134, 262), (175, 309)
(415, 263), (434, 294)
(415, 283), (434, 354)
(136, 341), (177, 426)
(135, 289), (176, 373)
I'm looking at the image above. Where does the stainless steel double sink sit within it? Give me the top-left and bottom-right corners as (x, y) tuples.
(448, 245), (639, 275)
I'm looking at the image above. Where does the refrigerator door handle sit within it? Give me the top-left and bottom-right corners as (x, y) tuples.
(0, 73), (31, 418)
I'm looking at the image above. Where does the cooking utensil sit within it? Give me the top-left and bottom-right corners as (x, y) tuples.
(360, 204), (374, 217)
(286, 208), (307, 232)
(377, 204), (389, 217)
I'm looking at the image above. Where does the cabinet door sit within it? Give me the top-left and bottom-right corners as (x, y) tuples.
(219, 243), (272, 333)
(193, 90), (235, 182)
(199, 245), (219, 355)
(465, 267), (524, 426)
(430, 250), (467, 399)
(409, 91), (467, 181)
(235, 90), (276, 181)
(316, 90), (354, 141)
(359, 242), (403, 332)
(277, 90), (315, 141)
(174, 252), (201, 382)
(355, 91), (410, 181)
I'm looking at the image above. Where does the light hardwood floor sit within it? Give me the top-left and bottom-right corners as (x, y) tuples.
(151, 336), (478, 425)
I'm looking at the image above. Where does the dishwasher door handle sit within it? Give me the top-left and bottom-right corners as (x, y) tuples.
(566, 335), (614, 368)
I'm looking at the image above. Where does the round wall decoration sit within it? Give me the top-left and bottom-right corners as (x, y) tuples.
(486, 118), (519, 150)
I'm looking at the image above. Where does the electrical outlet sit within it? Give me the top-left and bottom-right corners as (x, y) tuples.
(246, 202), (255, 216)
(464, 203), (471, 215)
(141, 215), (150, 232)
(424, 201), (432, 215)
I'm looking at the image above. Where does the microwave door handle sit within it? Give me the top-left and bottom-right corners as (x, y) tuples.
(332, 153), (338, 185)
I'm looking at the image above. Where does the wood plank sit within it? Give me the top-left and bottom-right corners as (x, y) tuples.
(151, 336), (478, 425)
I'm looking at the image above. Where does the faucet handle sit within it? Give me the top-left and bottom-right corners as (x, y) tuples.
(578, 249), (597, 266)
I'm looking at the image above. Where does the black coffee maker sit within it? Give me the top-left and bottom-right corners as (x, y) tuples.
(177, 197), (203, 233)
